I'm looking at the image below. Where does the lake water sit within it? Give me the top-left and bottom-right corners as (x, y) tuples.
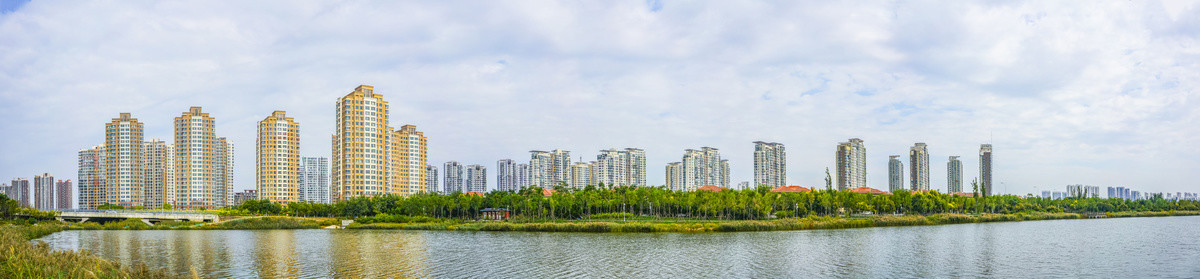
(36, 216), (1200, 278)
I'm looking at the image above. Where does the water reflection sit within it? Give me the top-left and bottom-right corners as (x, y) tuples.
(36, 216), (1200, 278)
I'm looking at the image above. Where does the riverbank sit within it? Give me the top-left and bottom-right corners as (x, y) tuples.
(347, 210), (1200, 233)
(60, 216), (339, 230)
(0, 222), (175, 278)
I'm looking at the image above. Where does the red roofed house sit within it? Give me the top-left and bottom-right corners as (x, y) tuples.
(771, 185), (812, 193)
(464, 191), (485, 197)
(696, 185), (728, 192)
(949, 192), (975, 197)
(542, 188), (557, 197)
(849, 187), (891, 195)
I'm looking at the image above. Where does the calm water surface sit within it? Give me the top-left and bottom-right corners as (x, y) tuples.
(37, 216), (1200, 278)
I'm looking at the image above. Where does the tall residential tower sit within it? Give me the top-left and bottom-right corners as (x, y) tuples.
(836, 138), (866, 191)
(753, 141), (786, 188)
(909, 143), (929, 191)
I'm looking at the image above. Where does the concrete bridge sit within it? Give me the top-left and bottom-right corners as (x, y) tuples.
(50, 210), (220, 225)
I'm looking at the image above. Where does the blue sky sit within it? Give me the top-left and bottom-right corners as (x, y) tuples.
(1, 1), (1198, 196)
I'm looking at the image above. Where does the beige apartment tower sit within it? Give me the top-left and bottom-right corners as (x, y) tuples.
(333, 85), (393, 201)
(388, 124), (428, 196)
(142, 139), (174, 208)
(105, 113), (144, 208)
(174, 107), (227, 209)
(257, 111), (300, 204)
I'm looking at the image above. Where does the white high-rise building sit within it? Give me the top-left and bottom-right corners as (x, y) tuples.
(836, 138), (866, 191)
(665, 162), (683, 191)
(594, 148), (646, 187)
(299, 157), (331, 204)
(514, 163), (531, 189)
(571, 161), (595, 188)
(947, 156), (962, 193)
(680, 147), (728, 191)
(888, 155), (903, 192)
(33, 173), (54, 210)
(497, 159), (517, 191)
(444, 161), (464, 193)
(77, 146), (105, 209)
(530, 151), (552, 188)
(466, 165), (487, 193)
(753, 141), (786, 187)
(551, 149), (572, 187)
(214, 137), (235, 207)
(424, 165), (438, 193)
(142, 140), (174, 208)
(909, 143), (929, 191)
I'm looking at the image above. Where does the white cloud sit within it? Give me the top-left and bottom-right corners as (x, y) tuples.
(1, 1), (1197, 195)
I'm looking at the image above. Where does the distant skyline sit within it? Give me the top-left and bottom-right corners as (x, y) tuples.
(2, 1), (1199, 195)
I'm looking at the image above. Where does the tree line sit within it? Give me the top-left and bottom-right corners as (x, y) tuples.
(228, 184), (1200, 220)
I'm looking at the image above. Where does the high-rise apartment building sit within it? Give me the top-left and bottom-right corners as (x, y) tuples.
(836, 138), (866, 191)
(753, 141), (786, 187)
(947, 156), (962, 193)
(299, 157), (330, 204)
(678, 147), (728, 191)
(497, 159), (516, 191)
(215, 137), (235, 207)
(888, 155), (903, 192)
(424, 165), (438, 193)
(106, 113), (144, 208)
(571, 161), (596, 188)
(980, 144), (993, 197)
(443, 161), (464, 193)
(34, 173), (54, 210)
(465, 165), (487, 193)
(55, 180), (71, 209)
(142, 140), (174, 208)
(9, 178), (29, 207)
(552, 149), (572, 187)
(333, 85), (392, 201)
(909, 143), (930, 191)
(530, 150), (572, 188)
(666, 162), (683, 191)
(593, 148), (646, 187)
(77, 146), (104, 209)
(388, 125), (428, 196)
(257, 111), (300, 204)
(625, 148), (647, 186)
(174, 107), (229, 209)
(514, 163), (531, 189)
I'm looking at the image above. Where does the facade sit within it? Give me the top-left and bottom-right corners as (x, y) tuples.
(737, 181), (751, 190)
(551, 149), (572, 188)
(570, 161), (596, 188)
(497, 159), (516, 191)
(215, 137), (235, 207)
(680, 147), (729, 191)
(753, 141), (786, 188)
(299, 157), (331, 204)
(56, 180), (72, 209)
(233, 190), (258, 205)
(980, 144), (993, 197)
(1067, 184), (1100, 198)
(424, 165), (438, 193)
(514, 163), (531, 189)
(593, 148), (645, 187)
(174, 107), (220, 209)
(9, 178), (29, 207)
(34, 173), (54, 210)
(947, 156), (962, 193)
(443, 161), (464, 193)
(389, 125), (428, 196)
(257, 111), (300, 204)
(625, 148), (647, 186)
(888, 155), (903, 192)
(142, 140), (174, 208)
(665, 162), (683, 191)
(836, 138), (866, 191)
(465, 165), (487, 193)
(909, 143), (930, 191)
(106, 113), (145, 208)
(77, 146), (105, 209)
(333, 85), (392, 201)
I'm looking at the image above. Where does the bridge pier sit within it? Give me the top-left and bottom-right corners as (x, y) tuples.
(141, 219), (154, 226)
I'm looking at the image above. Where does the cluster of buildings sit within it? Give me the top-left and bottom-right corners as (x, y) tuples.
(432, 148), (648, 193)
(2, 174), (71, 210)
(1040, 185), (1199, 201)
(68, 85), (429, 210)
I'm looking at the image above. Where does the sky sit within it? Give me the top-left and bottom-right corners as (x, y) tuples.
(1, 1), (1199, 197)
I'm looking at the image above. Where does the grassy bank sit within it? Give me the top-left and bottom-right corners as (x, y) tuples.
(0, 222), (175, 278)
(63, 216), (339, 231)
(350, 210), (1200, 233)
